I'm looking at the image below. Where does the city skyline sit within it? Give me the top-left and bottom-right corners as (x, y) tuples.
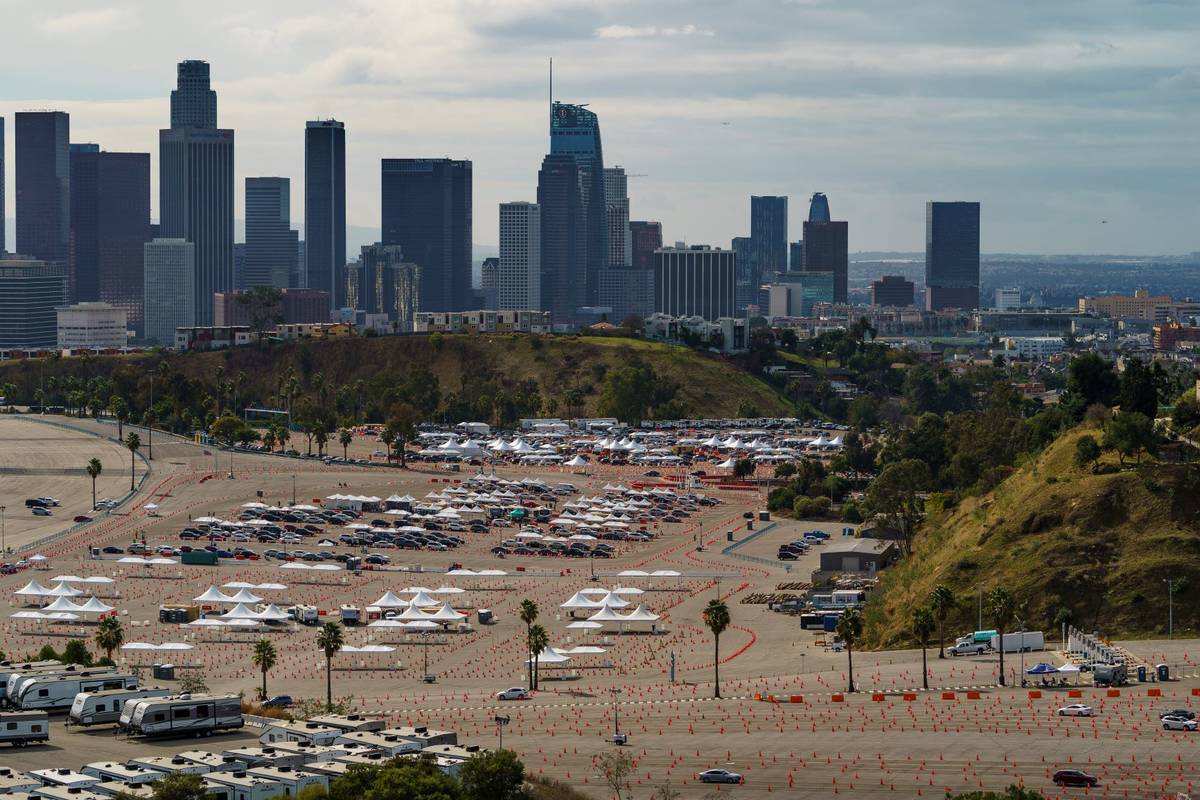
(1, 1), (1196, 255)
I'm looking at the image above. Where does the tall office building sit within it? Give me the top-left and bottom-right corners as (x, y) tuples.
(925, 201), (981, 311)
(142, 239), (195, 346)
(748, 196), (787, 310)
(69, 148), (150, 329)
(871, 275), (915, 307)
(537, 153), (586, 324)
(304, 120), (346, 307)
(604, 166), (631, 268)
(479, 257), (499, 310)
(0, 117), (5, 254)
(802, 220), (849, 304)
(499, 202), (541, 311)
(294, 240), (306, 289)
(654, 245), (736, 321)
(381, 158), (472, 313)
(15, 111), (70, 265)
(790, 241), (805, 271)
(629, 221), (662, 272)
(808, 192), (830, 223)
(550, 102), (607, 305)
(244, 177), (298, 289)
(170, 60), (217, 128)
(0, 256), (68, 349)
(160, 61), (233, 326)
(358, 242), (420, 330)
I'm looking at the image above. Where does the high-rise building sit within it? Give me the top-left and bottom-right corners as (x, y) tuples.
(629, 221), (662, 272)
(925, 201), (981, 311)
(293, 240), (306, 289)
(213, 288), (330, 327)
(305, 120), (346, 307)
(57, 302), (127, 350)
(0, 256), (68, 349)
(0, 117), (5, 254)
(170, 60), (217, 129)
(871, 275), (915, 307)
(15, 111), (70, 266)
(537, 154), (586, 324)
(551, 102), (607, 305)
(604, 166), (631, 268)
(357, 243), (421, 331)
(143, 238), (195, 346)
(499, 202), (541, 311)
(994, 287), (1021, 312)
(808, 192), (830, 223)
(790, 241), (805, 271)
(767, 272), (834, 318)
(598, 270), (655, 323)
(748, 196), (787, 310)
(68, 148), (150, 330)
(244, 177), (298, 289)
(479, 257), (499, 310)
(654, 245), (737, 321)
(160, 61), (233, 327)
(802, 220), (848, 304)
(381, 158), (472, 313)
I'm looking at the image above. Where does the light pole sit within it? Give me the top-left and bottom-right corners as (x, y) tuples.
(494, 714), (510, 750)
(977, 587), (983, 631)
(0, 505), (6, 554)
(292, 475), (297, 507)
(610, 687), (622, 742)
(1164, 578), (1174, 640)
(147, 371), (155, 461)
(1016, 616), (1026, 686)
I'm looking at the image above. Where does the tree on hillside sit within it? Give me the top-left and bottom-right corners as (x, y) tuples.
(912, 607), (935, 690)
(865, 458), (932, 555)
(62, 640), (93, 665)
(836, 609), (864, 693)
(1066, 353), (1119, 413)
(930, 584), (955, 659)
(124, 432), (140, 491)
(252, 638), (277, 701)
(1074, 434), (1102, 473)
(1118, 358), (1160, 418)
(85, 458), (103, 511)
(316, 622), (344, 710)
(702, 598), (731, 699)
(1103, 411), (1157, 465)
(127, 773), (210, 800)
(237, 286), (284, 340)
(986, 587), (1017, 686)
(519, 599), (539, 691)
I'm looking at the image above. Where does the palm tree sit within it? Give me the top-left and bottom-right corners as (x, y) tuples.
(124, 433), (141, 491)
(94, 616), (123, 662)
(930, 584), (955, 659)
(702, 598), (731, 698)
(252, 639), (278, 701)
(107, 396), (128, 440)
(85, 458), (103, 511)
(262, 429), (276, 453)
(836, 609), (864, 693)
(339, 428), (353, 461)
(519, 599), (539, 690)
(912, 607), (935, 690)
(986, 588), (1017, 686)
(528, 624), (549, 690)
(316, 622), (344, 710)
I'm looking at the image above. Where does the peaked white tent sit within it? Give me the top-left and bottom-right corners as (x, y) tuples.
(46, 583), (84, 598)
(42, 596), (86, 613)
(78, 597), (115, 614)
(408, 591), (441, 608)
(194, 586), (235, 604)
(428, 603), (466, 621)
(560, 592), (603, 610)
(527, 647), (570, 665)
(14, 580), (50, 598)
(624, 604), (660, 622)
(220, 603), (260, 619)
(371, 592), (410, 609)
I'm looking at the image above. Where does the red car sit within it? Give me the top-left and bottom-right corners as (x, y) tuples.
(1053, 769), (1098, 788)
(73, 515), (93, 523)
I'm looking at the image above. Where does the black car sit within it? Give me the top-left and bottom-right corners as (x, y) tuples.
(1053, 770), (1098, 788)
(101, 546), (124, 555)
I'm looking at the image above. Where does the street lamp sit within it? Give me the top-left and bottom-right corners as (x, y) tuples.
(1016, 616), (1026, 687)
(494, 714), (510, 750)
(147, 370), (155, 461)
(0, 505), (6, 554)
(610, 687), (623, 744)
(292, 475), (297, 507)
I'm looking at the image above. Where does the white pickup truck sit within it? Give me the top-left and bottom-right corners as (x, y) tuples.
(949, 641), (989, 657)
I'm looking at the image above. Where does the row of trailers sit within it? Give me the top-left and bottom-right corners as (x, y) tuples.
(0, 660), (242, 745)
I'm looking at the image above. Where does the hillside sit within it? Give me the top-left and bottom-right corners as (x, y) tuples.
(862, 426), (1200, 647)
(0, 334), (791, 422)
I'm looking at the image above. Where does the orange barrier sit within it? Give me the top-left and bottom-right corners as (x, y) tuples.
(1068, 690), (1082, 698)
(831, 694), (845, 702)
(1193, 687), (1200, 696)
(1106, 689), (1121, 697)
(941, 692), (955, 700)
(966, 691), (981, 700)
(789, 695), (803, 704)
(871, 693), (885, 702)
(903, 693), (916, 701)
(1028, 690), (1042, 699)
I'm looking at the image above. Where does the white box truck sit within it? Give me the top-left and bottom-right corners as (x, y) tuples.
(989, 631), (1045, 653)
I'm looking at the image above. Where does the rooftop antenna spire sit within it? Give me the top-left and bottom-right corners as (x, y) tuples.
(549, 56), (553, 128)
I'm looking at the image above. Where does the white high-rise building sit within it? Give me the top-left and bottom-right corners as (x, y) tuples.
(143, 238), (196, 346)
(604, 166), (632, 268)
(56, 302), (127, 350)
(995, 287), (1021, 311)
(499, 202), (541, 310)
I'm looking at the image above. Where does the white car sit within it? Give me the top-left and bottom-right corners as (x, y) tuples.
(496, 687), (529, 701)
(1057, 704), (1094, 717)
(698, 769), (743, 784)
(1162, 715), (1197, 731)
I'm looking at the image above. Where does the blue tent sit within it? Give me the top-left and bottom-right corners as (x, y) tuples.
(1026, 662), (1058, 675)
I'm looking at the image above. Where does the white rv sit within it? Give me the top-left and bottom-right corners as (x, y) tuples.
(16, 672), (136, 711)
(120, 694), (243, 738)
(0, 662), (63, 705)
(69, 687), (170, 726)
(0, 712), (50, 746)
(8, 668), (120, 706)
(29, 768), (99, 789)
(79, 763), (161, 786)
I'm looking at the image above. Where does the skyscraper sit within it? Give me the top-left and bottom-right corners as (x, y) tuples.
(654, 245), (736, 321)
(790, 241), (805, 271)
(479, 257), (499, 310)
(381, 158), (472, 313)
(0, 256), (68, 349)
(537, 153), (586, 324)
(629, 221), (662, 272)
(604, 166), (631, 268)
(551, 102), (607, 306)
(925, 201), (981, 311)
(160, 61), (233, 326)
(358, 242), (420, 330)
(143, 239), (195, 345)
(69, 147), (150, 329)
(802, 220), (848, 304)
(0, 117), (5, 254)
(304, 120), (346, 308)
(244, 177), (298, 289)
(808, 192), (830, 223)
(170, 60), (217, 129)
(15, 111), (70, 265)
(499, 202), (541, 311)
(748, 196), (787, 310)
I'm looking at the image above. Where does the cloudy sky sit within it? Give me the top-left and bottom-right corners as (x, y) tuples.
(2, 0), (1198, 254)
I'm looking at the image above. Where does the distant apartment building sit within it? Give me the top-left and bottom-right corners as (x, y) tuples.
(56, 302), (127, 350)
(213, 288), (331, 328)
(629, 221), (662, 272)
(413, 310), (551, 334)
(1079, 290), (1200, 323)
(174, 325), (252, 351)
(272, 322), (356, 340)
(654, 245), (736, 321)
(1153, 321), (1200, 351)
(994, 287), (1021, 311)
(598, 269), (655, 323)
(871, 275), (915, 307)
(0, 256), (69, 349)
(768, 272), (835, 318)
(498, 202), (541, 311)
(143, 238), (195, 346)
(999, 336), (1065, 360)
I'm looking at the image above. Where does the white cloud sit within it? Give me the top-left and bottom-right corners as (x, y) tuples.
(595, 23), (714, 39)
(42, 7), (133, 35)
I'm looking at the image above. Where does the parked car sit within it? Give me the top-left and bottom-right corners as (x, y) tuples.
(698, 769), (743, 784)
(1159, 708), (1196, 720)
(1161, 715), (1197, 731)
(496, 687), (529, 701)
(1052, 770), (1098, 788)
(73, 515), (93, 523)
(31, 507), (52, 517)
(261, 695), (294, 709)
(1057, 704), (1094, 717)
(101, 546), (124, 555)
